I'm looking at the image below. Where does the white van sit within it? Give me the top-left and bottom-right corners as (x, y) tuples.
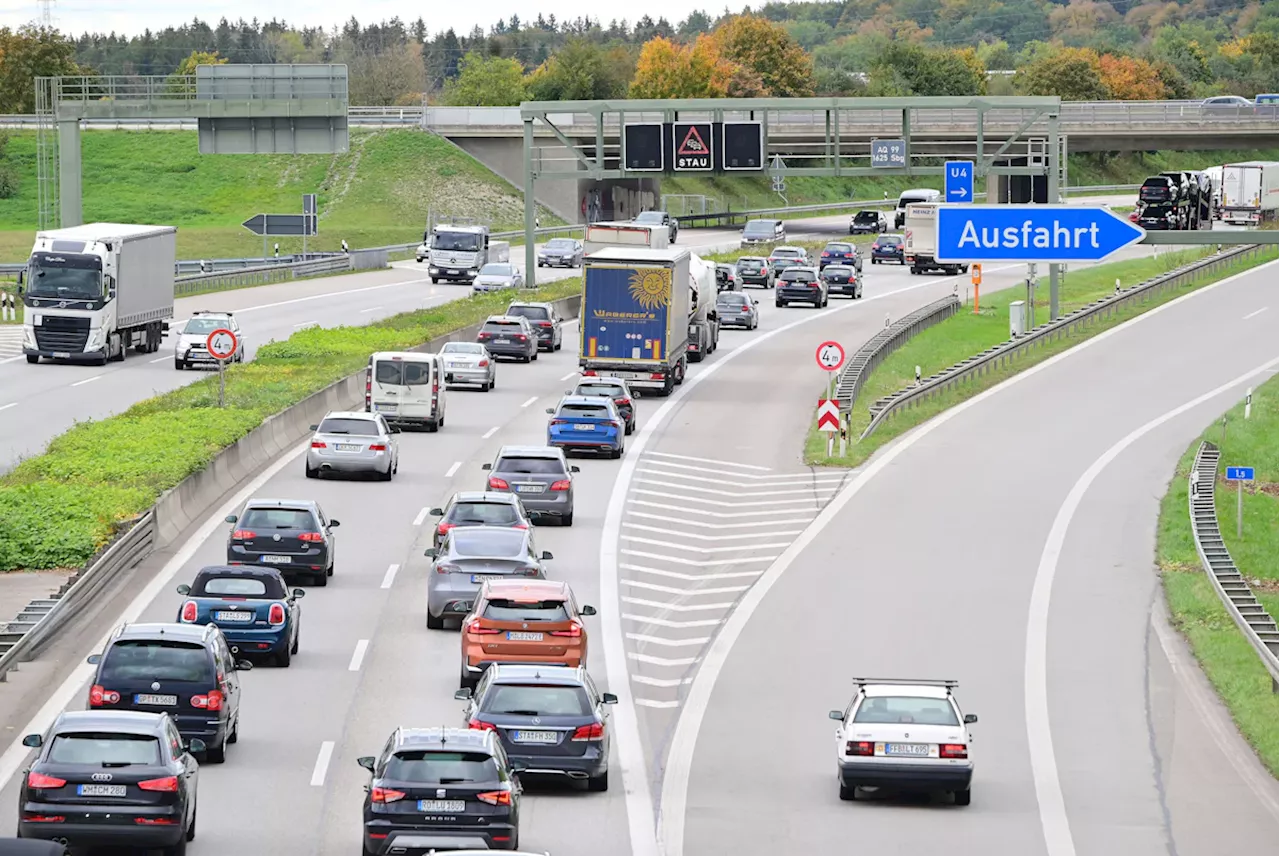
(365, 351), (447, 431)
(894, 188), (942, 228)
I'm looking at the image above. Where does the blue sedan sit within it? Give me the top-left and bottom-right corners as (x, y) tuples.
(176, 565), (305, 667)
(871, 234), (905, 265)
(546, 394), (626, 459)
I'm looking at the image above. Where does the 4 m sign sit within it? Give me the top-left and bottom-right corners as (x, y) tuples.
(674, 123), (713, 171)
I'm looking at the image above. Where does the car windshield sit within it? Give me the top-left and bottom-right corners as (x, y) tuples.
(854, 212), (877, 222)
(558, 403), (611, 418)
(717, 294), (747, 306)
(183, 317), (230, 335)
(442, 342), (486, 355)
(480, 264), (512, 276)
(431, 232), (481, 252)
(575, 382), (624, 397)
(100, 640), (214, 683)
(737, 259), (764, 270)
(482, 598), (570, 622)
(447, 502), (520, 526)
(450, 529), (526, 557)
(782, 271), (816, 283)
(195, 576), (273, 597)
(824, 266), (853, 277)
(504, 305), (549, 320)
(878, 236), (902, 245)
(481, 684), (591, 716)
(318, 417), (381, 435)
(633, 212), (664, 224)
(773, 249), (803, 258)
(743, 221), (774, 236)
(546, 239), (576, 250)
(239, 507), (316, 530)
(825, 244), (853, 254)
(853, 695), (960, 726)
(374, 360), (430, 386)
(384, 751), (499, 784)
(495, 456), (565, 475)
(48, 732), (162, 766)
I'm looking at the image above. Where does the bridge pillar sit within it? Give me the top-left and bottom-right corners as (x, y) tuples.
(57, 119), (83, 227)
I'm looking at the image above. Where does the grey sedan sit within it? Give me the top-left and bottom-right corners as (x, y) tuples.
(305, 411), (400, 480)
(472, 263), (524, 294)
(715, 292), (759, 329)
(441, 341), (496, 391)
(483, 445), (579, 526)
(424, 527), (552, 629)
(537, 238), (583, 267)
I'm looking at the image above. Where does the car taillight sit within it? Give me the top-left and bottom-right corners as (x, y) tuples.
(488, 477), (510, 490)
(515, 334), (527, 341)
(135, 817), (177, 825)
(437, 522), (456, 536)
(369, 444), (387, 451)
(477, 790), (512, 806)
(299, 532), (324, 542)
(845, 741), (874, 756)
(478, 332), (491, 339)
(311, 441), (326, 448)
(231, 530), (256, 540)
(940, 743), (968, 759)
(181, 601), (197, 622)
(582, 370), (597, 376)
(371, 786), (406, 803)
(608, 421), (621, 430)
(191, 690), (223, 711)
(27, 772), (66, 789)
(549, 419), (568, 426)
(513, 522), (528, 529)
(434, 562), (459, 575)
(138, 776), (179, 792)
(649, 372), (664, 380)
(25, 815), (65, 823)
(550, 622), (582, 638)
(616, 398), (631, 406)
(550, 480), (571, 491)
(741, 306), (751, 312)
(468, 718), (498, 732)
(571, 722), (605, 742)
(268, 603), (286, 625)
(89, 685), (120, 706)
(466, 619), (502, 635)
(537, 321), (552, 327)
(478, 359), (489, 367)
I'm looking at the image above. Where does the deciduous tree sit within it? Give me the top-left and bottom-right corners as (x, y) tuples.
(1097, 53), (1167, 99)
(526, 39), (632, 101)
(441, 52), (528, 106)
(628, 35), (735, 99)
(711, 14), (816, 96)
(1014, 46), (1109, 101)
(0, 25), (84, 114)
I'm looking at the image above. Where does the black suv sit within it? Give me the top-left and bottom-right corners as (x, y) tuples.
(776, 268), (828, 308)
(504, 301), (563, 352)
(225, 498), (339, 587)
(358, 727), (523, 853)
(19, 710), (200, 853)
(86, 623), (251, 764)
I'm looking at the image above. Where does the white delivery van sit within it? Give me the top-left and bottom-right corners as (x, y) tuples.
(894, 188), (941, 229)
(365, 351), (447, 431)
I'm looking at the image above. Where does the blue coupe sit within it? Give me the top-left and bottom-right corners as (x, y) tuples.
(176, 565), (304, 667)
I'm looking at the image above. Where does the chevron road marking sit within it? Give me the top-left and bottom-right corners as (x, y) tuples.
(635, 699), (681, 709)
(620, 579), (751, 595)
(621, 597), (737, 612)
(621, 550), (778, 567)
(620, 564), (763, 582)
(646, 451), (771, 470)
(622, 522), (806, 540)
(626, 506), (815, 526)
(631, 674), (694, 687)
(628, 652), (698, 667)
(621, 535), (793, 553)
(635, 477), (830, 498)
(623, 614), (724, 629)
(632, 489), (821, 508)
(626, 634), (711, 648)
(636, 467), (847, 488)
(639, 458), (845, 481)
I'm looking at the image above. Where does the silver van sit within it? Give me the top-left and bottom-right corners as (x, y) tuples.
(894, 188), (942, 228)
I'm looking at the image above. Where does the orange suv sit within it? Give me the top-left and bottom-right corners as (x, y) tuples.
(459, 579), (596, 689)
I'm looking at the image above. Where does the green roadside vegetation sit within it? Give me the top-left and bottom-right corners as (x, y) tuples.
(1156, 376), (1279, 777)
(803, 246), (1280, 467)
(0, 277), (585, 574)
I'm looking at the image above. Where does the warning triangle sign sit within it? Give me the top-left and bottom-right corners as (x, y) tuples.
(678, 125), (708, 155)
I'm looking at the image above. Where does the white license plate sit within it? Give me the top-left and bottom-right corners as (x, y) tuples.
(418, 799), (466, 813)
(448, 361), (467, 368)
(512, 730), (558, 744)
(335, 443), (360, 452)
(495, 338), (510, 343)
(375, 403), (396, 412)
(134, 694), (177, 706)
(514, 484), (544, 494)
(261, 555), (291, 564)
(215, 611), (254, 623)
(507, 631), (544, 641)
(882, 743), (931, 756)
(53, 352), (70, 359)
(573, 424), (596, 431)
(77, 784), (126, 797)
(471, 574), (504, 583)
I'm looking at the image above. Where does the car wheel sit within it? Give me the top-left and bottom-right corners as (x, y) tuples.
(227, 717), (239, 744)
(186, 801), (197, 841)
(205, 734), (227, 764)
(624, 422), (633, 436)
(839, 782), (857, 801)
(954, 788), (972, 806)
(561, 512), (574, 527)
(587, 770), (608, 792)
(610, 446), (623, 460)
(276, 643), (292, 668)
(378, 463), (393, 482)
(164, 835), (188, 855)
(426, 610), (445, 630)
(291, 627), (300, 654)
(174, 359), (185, 370)
(313, 570), (328, 587)
(531, 350), (539, 361)
(776, 301), (785, 308)
(305, 462), (318, 479)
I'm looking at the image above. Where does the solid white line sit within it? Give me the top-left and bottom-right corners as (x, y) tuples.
(445, 461), (461, 478)
(359, 305), (384, 313)
(623, 522), (805, 540)
(150, 355), (170, 363)
(310, 741), (336, 786)
(626, 506), (815, 526)
(628, 652), (698, 667)
(1242, 306), (1267, 319)
(620, 564), (762, 581)
(413, 507), (429, 526)
(482, 426), (499, 439)
(636, 467), (846, 489)
(232, 276), (431, 314)
(646, 451), (771, 470)
(621, 535), (792, 554)
(560, 371), (578, 381)
(632, 674), (694, 687)
(621, 597), (736, 612)
(626, 633), (711, 647)
(655, 260), (1280, 856)
(520, 396), (538, 408)
(292, 320), (317, 328)
(632, 488), (820, 508)
(622, 549), (778, 566)
(635, 699), (680, 709)
(70, 374), (102, 387)
(348, 639), (370, 671)
(640, 460), (848, 481)
(623, 614), (724, 629)
(0, 402), (15, 412)
(621, 579), (750, 595)
(380, 563), (400, 589)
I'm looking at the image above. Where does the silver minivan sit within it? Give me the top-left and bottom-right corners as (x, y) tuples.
(894, 188), (942, 228)
(365, 351), (447, 431)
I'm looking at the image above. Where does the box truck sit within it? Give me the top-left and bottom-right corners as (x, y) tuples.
(1221, 162), (1279, 225)
(20, 223), (175, 366)
(579, 247), (691, 396)
(904, 203), (970, 275)
(583, 222), (669, 256)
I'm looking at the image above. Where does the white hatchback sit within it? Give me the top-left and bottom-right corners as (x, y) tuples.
(829, 678), (976, 805)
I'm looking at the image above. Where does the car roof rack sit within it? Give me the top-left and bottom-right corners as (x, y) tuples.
(852, 677), (958, 691)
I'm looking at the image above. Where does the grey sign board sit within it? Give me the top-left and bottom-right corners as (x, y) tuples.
(871, 139), (907, 168)
(242, 213), (316, 237)
(196, 64), (349, 155)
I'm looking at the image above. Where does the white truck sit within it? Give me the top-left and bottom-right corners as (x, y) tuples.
(904, 202), (970, 276)
(1220, 161), (1280, 225)
(583, 222), (669, 256)
(20, 223), (175, 366)
(686, 253), (720, 363)
(418, 221), (503, 284)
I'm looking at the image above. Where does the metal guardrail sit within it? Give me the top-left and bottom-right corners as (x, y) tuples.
(861, 245), (1265, 439)
(173, 255), (352, 295)
(0, 512), (155, 683)
(834, 296), (961, 415)
(1189, 441), (1279, 680)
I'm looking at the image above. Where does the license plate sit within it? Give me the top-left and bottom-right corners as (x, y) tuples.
(447, 269), (460, 275)
(261, 555), (291, 564)
(215, 611), (254, 623)
(448, 361), (467, 368)
(375, 403), (396, 412)
(53, 352), (70, 359)
(77, 784), (126, 797)
(507, 631), (544, 642)
(335, 443), (360, 452)
(471, 574), (504, 583)
(512, 730), (558, 744)
(514, 484), (544, 494)
(882, 743), (931, 756)
(495, 338), (510, 343)
(418, 800), (466, 813)
(134, 694), (177, 706)
(573, 424), (596, 431)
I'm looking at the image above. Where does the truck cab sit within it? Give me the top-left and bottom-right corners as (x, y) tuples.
(424, 224), (492, 284)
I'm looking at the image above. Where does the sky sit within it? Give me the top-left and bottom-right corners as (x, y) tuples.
(0, 1), (759, 35)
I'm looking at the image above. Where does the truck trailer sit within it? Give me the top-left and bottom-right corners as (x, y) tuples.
(1220, 161), (1279, 225)
(904, 203), (970, 275)
(20, 223), (175, 365)
(583, 222), (669, 256)
(578, 247), (691, 396)
(685, 253), (720, 364)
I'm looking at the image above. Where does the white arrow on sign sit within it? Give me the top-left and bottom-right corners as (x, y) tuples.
(952, 186), (968, 198)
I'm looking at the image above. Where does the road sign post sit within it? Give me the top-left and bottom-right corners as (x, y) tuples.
(1225, 466), (1255, 538)
(206, 328), (238, 408)
(815, 342), (845, 456)
(934, 205), (1145, 264)
(945, 161), (974, 204)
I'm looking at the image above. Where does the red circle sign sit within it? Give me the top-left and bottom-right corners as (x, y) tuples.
(206, 328), (238, 361)
(816, 340), (845, 372)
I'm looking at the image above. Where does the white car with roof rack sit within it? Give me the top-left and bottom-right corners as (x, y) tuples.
(828, 677), (977, 805)
(174, 310), (243, 370)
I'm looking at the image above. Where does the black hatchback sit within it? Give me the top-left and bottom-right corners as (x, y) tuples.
(225, 498), (339, 586)
(871, 234), (905, 264)
(86, 623), (251, 765)
(358, 727), (523, 853)
(18, 709), (199, 852)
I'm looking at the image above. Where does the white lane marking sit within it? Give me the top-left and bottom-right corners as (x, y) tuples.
(645, 451), (771, 471)
(621, 564), (762, 582)
(633, 488), (820, 508)
(623, 614), (724, 629)
(621, 579), (750, 595)
(622, 597), (736, 612)
(622, 549), (778, 566)
(0, 402), (16, 412)
(293, 320), (317, 328)
(636, 467), (846, 488)
(560, 371), (578, 381)
(1243, 306), (1267, 319)
(632, 674), (693, 687)
(413, 507), (429, 526)
(628, 652), (698, 667)
(520, 396), (538, 408)
(634, 477), (826, 498)
(640, 460), (848, 481)
(380, 563), (400, 589)
(310, 741), (336, 786)
(635, 699), (680, 709)
(627, 507), (815, 526)
(622, 536), (792, 554)
(623, 523), (805, 540)
(444, 461), (461, 478)
(626, 634), (711, 647)
(70, 374), (102, 387)
(231, 276), (431, 314)
(348, 639), (370, 672)
(482, 426), (498, 439)
(656, 260), (1280, 856)
(150, 355), (170, 364)
(359, 306), (383, 313)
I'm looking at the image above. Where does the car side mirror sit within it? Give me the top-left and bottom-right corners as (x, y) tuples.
(357, 756), (376, 772)
(187, 738), (206, 754)
(540, 551), (554, 560)
(235, 659), (253, 671)
(828, 710), (844, 721)
(482, 463), (492, 471)
(328, 520), (340, 527)
(454, 688), (472, 700)
(601, 693), (618, 705)
(86, 653), (101, 665)
(21, 734), (41, 748)
(425, 547), (438, 558)
(964, 714), (978, 724)
(16, 269), (23, 286)
(292, 588), (306, 599)
(429, 507), (444, 516)
(545, 408), (555, 414)
(224, 515), (237, 524)
(570, 466), (580, 473)
(176, 584), (191, 595)
(580, 605), (596, 616)
(752, 299), (758, 305)
(309, 425), (318, 431)
(389, 426), (401, 434)
(509, 761), (528, 773)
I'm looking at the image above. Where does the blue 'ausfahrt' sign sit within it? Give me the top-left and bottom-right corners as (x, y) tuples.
(945, 161), (974, 203)
(1225, 466), (1255, 481)
(935, 205), (1145, 263)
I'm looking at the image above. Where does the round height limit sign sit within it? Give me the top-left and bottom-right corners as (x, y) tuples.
(206, 328), (238, 361)
(816, 341), (845, 372)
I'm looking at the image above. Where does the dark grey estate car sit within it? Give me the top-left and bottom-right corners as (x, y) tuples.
(483, 445), (579, 526)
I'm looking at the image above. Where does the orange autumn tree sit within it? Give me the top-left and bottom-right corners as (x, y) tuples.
(629, 35), (737, 98)
(710, 15), (816, 97)
(1098, 53), (1168, 100)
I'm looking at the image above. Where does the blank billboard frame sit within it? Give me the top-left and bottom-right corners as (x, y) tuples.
(721, 121), (764, 171)
(623, 123), (665, 172)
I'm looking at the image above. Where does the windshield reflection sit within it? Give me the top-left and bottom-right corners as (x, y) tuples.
(26, 262), (103, 301)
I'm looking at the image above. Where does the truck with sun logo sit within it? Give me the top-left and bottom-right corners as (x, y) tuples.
(578, 247), (692, 396)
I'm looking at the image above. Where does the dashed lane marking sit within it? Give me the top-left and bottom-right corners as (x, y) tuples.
(413, 507), (429, 526)
(348, 640), (369, 671)
(310, 741), (335, 786)
(380, 564), (400, 589)
(445, 461), (461, 478)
